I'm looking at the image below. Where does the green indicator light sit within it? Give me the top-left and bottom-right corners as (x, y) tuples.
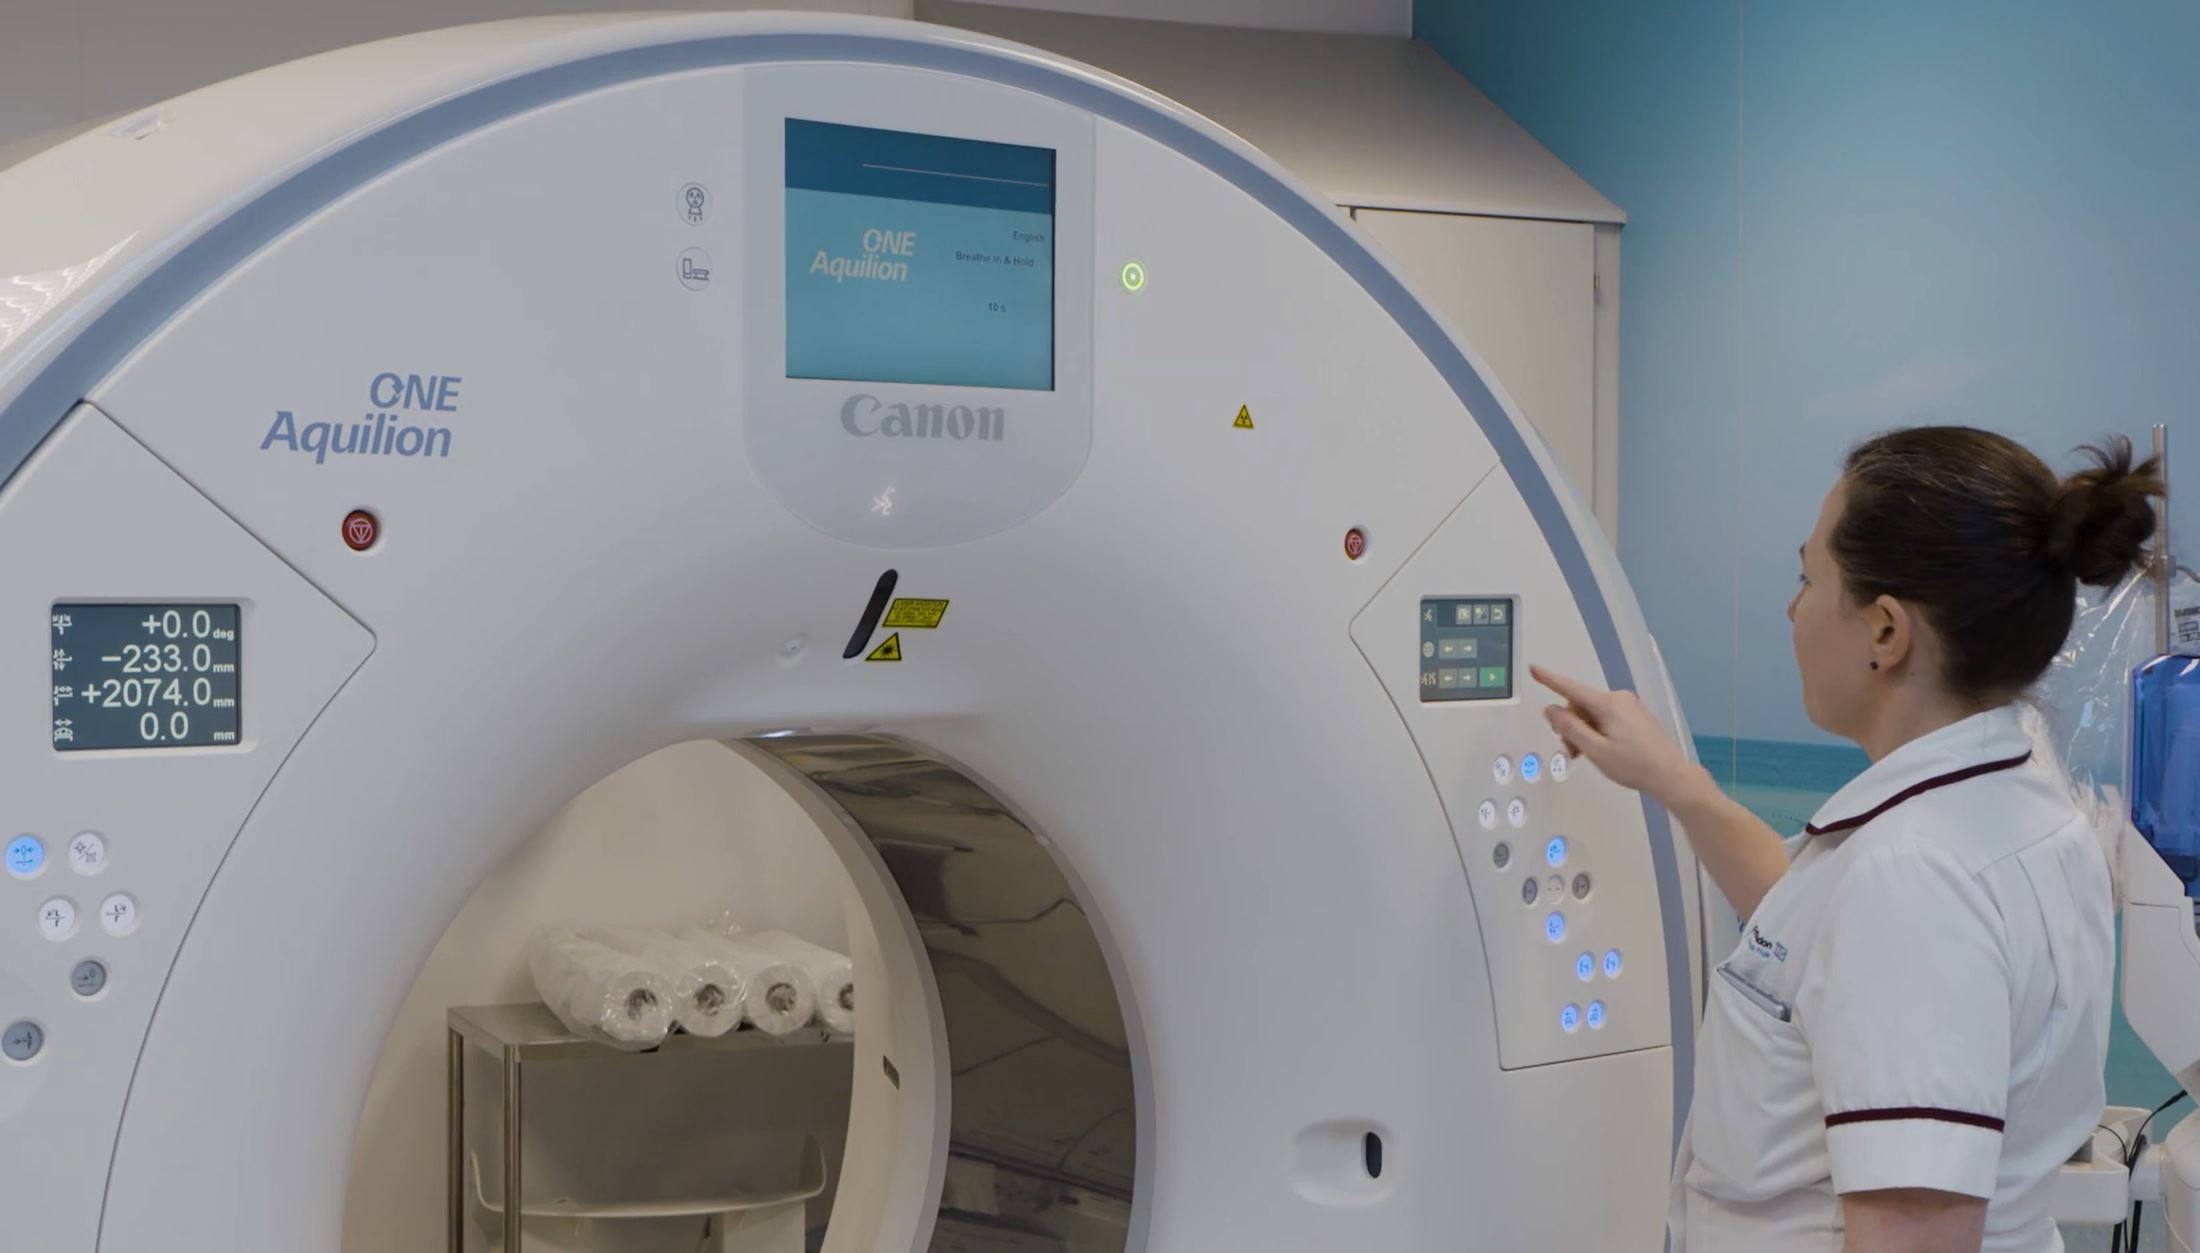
(1120, 260), (1146, 292)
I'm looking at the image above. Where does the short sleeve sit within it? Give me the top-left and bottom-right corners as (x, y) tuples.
(1798, 842), (2012, 1198)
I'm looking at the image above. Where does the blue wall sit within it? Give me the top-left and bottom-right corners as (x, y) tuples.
(1417, 0), (2200, 750)
(1416, 0), (2198, 1139)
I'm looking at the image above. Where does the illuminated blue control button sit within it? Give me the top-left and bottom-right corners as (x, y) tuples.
(1575, 952), (1596, 983)
(6, 834), (45, 879)
(1544, 911), (1567, 943)
(1603, 949), (1623, 979)
(1586, 1001), (1607, 1031)
(1520, 753), (1542, 784)
(1544, 836), (1568, 868)
(1559, 1003), (1581, 1034)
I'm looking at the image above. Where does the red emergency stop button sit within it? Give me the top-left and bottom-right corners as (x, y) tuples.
(342, 509), (380, 552)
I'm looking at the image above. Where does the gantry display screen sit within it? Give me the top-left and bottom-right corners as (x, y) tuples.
(786, 118), (1055, 391)
(1419, 597), (1515, 702)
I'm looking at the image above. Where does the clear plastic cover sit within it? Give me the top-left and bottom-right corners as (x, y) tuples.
(576, 926), (747, 1039)
(2033, 571), (2172, 796)
(2030, 566), (2200, 899)
(744, 930), (855, 1035)
(526, 926), (677, 1051)
(677, 926), (820, 1037)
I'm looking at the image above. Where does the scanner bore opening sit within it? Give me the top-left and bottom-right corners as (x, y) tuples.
(349, 732), (1138, 1253)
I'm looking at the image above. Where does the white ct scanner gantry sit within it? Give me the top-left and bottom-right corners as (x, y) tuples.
(0, 15), (1708, 1253)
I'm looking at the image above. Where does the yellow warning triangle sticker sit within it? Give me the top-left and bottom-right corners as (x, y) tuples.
(1233, 405), (1255, 430)
(865, 633), (903, 663)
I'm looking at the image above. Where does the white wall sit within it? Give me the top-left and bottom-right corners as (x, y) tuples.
(0, 0), (1411, 171)
(947, 0), (1409, 35)
(341, 741), (855, 1253)
(0, 0), (910, 170)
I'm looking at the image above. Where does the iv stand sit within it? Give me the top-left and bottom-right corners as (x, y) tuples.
(2156, 423), (2172, 655)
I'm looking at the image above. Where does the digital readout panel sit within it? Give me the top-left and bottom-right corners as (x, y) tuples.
(51, 604), (241, 750)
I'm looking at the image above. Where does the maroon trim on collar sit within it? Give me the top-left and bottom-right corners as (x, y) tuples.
(1804, 751), (2033, 837)
(1825, 1106), (2006, 1133)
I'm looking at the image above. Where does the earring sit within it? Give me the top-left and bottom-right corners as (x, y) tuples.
(1869, 661), (1880, 670)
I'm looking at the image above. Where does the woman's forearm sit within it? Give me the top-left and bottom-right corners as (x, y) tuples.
(1658, 766), (1790, 921)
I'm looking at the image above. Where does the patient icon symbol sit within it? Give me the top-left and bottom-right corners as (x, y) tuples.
(679, 182), (710, 224)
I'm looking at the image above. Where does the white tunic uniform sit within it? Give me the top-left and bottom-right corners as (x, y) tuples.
(1671, 706), (2115, 1253)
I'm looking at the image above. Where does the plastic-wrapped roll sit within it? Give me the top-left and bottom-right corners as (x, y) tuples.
(678, 928), (819, 1035)
(526, 926), (675, 1050)
(744, 930), (855, 1034)
(578, 926), (746, 1039)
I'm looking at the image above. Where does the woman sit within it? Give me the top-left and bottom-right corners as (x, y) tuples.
(1535, 428), (2163, 1253)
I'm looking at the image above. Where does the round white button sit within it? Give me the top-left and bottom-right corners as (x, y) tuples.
(38, 897), (79, 941)
(1559, 1003), (1581, 1034)
(98, 893), (139, 937)
(1492, 755), (1514, 785)
(1550, 753), (1569, 782)
(1477, 799), (1499, 830)
(1508, 797), (1529, 829)
(68, 831), (107, 876)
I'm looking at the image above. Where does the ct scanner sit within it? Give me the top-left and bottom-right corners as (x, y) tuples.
(0, 14), (1711, 1252)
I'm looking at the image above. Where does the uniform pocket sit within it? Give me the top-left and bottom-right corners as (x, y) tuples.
(1688, 961), (1822, 1202)
(1717, 960), (1792, 1022)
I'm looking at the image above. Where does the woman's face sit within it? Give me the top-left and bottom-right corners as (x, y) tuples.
(1788, 479), (1878, 738)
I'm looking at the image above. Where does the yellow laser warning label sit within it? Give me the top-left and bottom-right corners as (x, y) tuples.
(866, 634), (903, 662)
(1233, 405), (1255, 430)
(882, 599), (950, 629)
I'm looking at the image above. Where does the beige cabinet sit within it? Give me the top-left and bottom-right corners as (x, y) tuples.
(1352, 210), (1618, 538)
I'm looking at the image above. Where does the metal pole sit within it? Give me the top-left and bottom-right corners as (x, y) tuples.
(2156, 423), (2171, 655)
(502, 1048), (523, 1253)
(448, 1029), (466, 1253)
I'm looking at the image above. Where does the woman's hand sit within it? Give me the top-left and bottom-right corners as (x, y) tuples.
(1530, 665), (1698, 804)
(1533, 665), (1791, 919)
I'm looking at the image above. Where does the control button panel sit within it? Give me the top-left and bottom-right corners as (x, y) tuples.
(1350, 480), (1677, 1072)
(0, 406), (378, 1252)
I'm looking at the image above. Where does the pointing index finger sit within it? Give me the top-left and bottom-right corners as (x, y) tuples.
(1529, 665), (1607, 711)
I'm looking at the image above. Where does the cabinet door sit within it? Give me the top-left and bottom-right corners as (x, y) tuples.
(1353, 210), (1597, 510)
